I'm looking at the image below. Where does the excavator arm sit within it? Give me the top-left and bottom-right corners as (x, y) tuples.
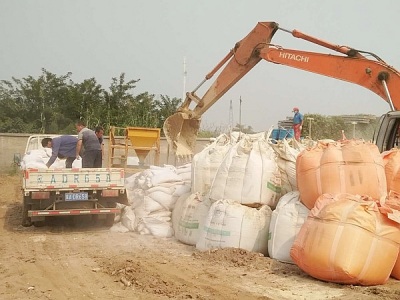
(164, 21), (400, 156)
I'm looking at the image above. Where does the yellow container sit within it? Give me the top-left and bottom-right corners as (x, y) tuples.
(125, 127), (161, 165)
(126, 127), (160, 148)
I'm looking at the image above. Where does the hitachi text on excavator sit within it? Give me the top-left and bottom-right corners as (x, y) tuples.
(163, 21), (400, 156)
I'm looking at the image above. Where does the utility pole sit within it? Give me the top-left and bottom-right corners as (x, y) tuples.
(239, 96), (242, 134)
(183, 56), (187, 101)
(229, 100), (233, 133)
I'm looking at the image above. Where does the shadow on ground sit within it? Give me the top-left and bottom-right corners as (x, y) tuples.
(3, 202), (114, 234)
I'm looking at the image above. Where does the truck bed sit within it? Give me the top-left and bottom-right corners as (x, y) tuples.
(22, 167), (127, 227)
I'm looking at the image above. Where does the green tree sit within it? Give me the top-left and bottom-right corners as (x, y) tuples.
(0, 69), (74, 133)
(154, 95), (182, 129)
(233, 123), (254, 134)
(302, 113), (379, 141)
(104, 73), (139, 128)
(127, 92), (158, 127)
(70, 78), (105, 129)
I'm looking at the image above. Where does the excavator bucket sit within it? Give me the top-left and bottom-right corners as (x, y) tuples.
(163, 112), (200, 157)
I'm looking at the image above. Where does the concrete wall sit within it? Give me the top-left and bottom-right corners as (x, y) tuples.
(0, 133), (212, 173)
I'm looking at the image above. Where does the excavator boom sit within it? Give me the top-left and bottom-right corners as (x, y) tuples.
(164, 21), (400, 156)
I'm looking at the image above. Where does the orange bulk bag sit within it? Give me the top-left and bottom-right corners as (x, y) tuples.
(295, 142), (326, 208)
(391, 252), (400, 280)
(382, 148), (400, 194)
(379, 191), (400, 280)
(296, 140), (387, 209)
(290, 193), (400, 286)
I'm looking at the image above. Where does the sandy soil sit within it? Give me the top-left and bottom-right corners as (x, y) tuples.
(1, 174), (400, 300)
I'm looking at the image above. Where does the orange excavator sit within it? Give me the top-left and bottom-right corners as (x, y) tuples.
(163, 21), (400, 156)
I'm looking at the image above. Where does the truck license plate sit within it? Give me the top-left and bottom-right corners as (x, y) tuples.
(65, 192), (89, 201)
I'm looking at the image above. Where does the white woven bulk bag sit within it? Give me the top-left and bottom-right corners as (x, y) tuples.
(171, 183), (191, 212)
(209, 139), (251, 202)
(192, 134), (231, 195)
(270, 139), (301, 193)
(174, 193), (211, 245)
(177, 164), (191, 182)
(268, 191), (309, 263)
(172, 192), (191, 234)
(196, 199), (272, 255)
(258, 140), (281, 208)
(209, 136), (280, 206)
(241, 140), (264, 202)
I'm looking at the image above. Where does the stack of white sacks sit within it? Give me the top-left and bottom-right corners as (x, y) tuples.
(116, 131), (307, 263)
(113, 164), (191, 237)
(20, 148), (82, 169)
(171, 131), (306, 259)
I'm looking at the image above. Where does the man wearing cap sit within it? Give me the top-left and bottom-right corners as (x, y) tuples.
(292, 107), (304, 141)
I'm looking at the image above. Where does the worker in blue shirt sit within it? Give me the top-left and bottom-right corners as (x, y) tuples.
(42, 136), (78, 168)
(292, 107), (304, 141)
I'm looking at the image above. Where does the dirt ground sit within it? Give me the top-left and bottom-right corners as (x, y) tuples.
(2, 174), (400, 300)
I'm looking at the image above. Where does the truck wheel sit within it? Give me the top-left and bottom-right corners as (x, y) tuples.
(22, 198), (32, 227)
(91, 214), (99, 225)
(105, 214), (115, 226)
(104, 201), (117, 226)
(33, 220), (46, 227)
(22, 211), (32, 227)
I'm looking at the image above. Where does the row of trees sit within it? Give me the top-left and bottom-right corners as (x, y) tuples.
(0, 69), (378, 141)
(199, 115), (378, 141)
(300, 113), (378, 141)
(0, 69), (182, 134)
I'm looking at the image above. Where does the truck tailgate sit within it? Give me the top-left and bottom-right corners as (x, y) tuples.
(23, 168), (125, 191)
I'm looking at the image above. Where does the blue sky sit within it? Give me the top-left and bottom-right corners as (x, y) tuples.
(1, 0), (400, 131)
